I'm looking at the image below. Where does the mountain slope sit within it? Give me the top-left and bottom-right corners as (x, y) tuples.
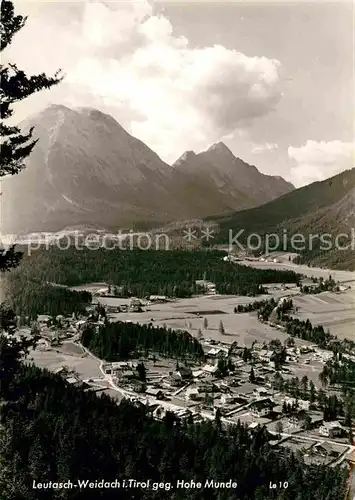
(212, 168), (355, 269)
(172, 141), (294, 206)
(1, 105), (294, 234)
(1, 105), (183, 233)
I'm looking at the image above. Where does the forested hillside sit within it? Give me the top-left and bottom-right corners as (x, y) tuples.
(0, 362), (348, 500)
(6, 279), (92, 320)
(210, 168), (355, 270)
(212, 168), (355, 236)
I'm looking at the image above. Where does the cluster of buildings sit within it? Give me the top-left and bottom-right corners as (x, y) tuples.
(98, 333), (352, 467)
(54, 366), (87, 389)
(32, 295), (352, 470)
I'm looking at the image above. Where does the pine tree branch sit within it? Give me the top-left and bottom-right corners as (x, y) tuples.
(0, 246), (23, 272)
(0, 0), (27, 51)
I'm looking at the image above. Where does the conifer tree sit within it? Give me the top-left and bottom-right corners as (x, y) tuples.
(0, 0), (62, 272)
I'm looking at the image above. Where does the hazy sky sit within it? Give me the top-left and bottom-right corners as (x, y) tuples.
(4, 0), (354, 186)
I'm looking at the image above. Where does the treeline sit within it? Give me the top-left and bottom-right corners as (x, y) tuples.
(235, 297), (293, 322)
(300, 276), (339, 294)
(6, 275), (92, 320)
(9, 247), (300, 299)
(81, 321), (205, 361)
(236, 295), (355, 355)
(235, 298), (277, 315)
(321, 356), (355, 388)
(275, 312), (354, 355)
(282, 316), (333, 349)
(0, 360), (348, 500)
(272, 373), (355, 422)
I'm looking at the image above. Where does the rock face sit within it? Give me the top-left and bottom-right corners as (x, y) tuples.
(1, 105), (294, 234)
(173, 141), (294, 203)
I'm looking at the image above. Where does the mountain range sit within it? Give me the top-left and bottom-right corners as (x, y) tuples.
(1, 105), (293, 234)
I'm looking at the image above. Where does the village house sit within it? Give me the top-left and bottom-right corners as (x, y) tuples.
(149, 295), (168, 303)
(66, 376), (80, 387)
(253, 387), (269, 398)
(234, 359), (245, 368)
(207, 347), (228, 359)
(195, 279), (216, 295)
(307, 413), (324, 429)
(201, 364), (218, 375)
(220, 394), (235, 405)
(119, 370), (135, 379)
(145, 387), (164, 399)
(168, 366), (193, 386)
(106, 305), (121, 313)
(272, 405), (283, 416)
(300, 346), (314, 355)
(319, 421), (344, 438)
(37, 314), (51, 327)
(168, 373), (183, 387)
(152, 405), (167, 420)
(111, 361), (129, 370)
(129, 297), (143, 312)
(283, 397), (310, 411)
(175, 366), (193, 380)
(185, 387), (200, 401)
(213, 381), (229, 392)
(54, 366), (68, 375)
(259, 350), (274, 363)
(75, 319), (87, 330)
(288, 410), (312, 428)
(311, 442), (341, 459)
(249, 398), (276, 417)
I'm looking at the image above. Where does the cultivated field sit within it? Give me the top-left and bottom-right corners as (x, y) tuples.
(99, 293), (294, 347)
(29, 342), (102, 380)
(292, 289), (355, 340)
(238, 257), (355, 341)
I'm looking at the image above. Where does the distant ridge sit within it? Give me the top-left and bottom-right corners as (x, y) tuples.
(211, 168), (355, 270)
(172, 141), (294, 204)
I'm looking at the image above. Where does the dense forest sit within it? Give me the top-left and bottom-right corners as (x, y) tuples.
(0, 359), (349, 500)
(81, 320), (205, 361)
(7, 248), (300, 307)
(6, 277), (92, 320)
(272, 372), (355, 423)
